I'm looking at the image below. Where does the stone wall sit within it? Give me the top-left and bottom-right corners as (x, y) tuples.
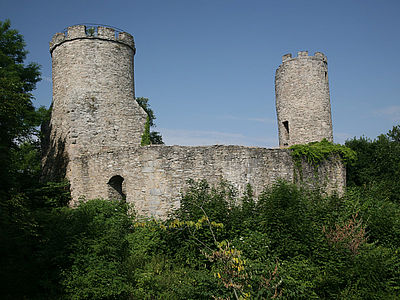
(68, 145), (346, 218)
(275, 51), (333, 147)
(42, 25), (147, 179)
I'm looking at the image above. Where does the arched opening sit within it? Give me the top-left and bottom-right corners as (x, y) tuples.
(107, 175), (125, 201)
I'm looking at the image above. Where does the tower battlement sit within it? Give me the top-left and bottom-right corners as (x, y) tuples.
(50, 24), (135, 53)
(282, 51), (327, 63)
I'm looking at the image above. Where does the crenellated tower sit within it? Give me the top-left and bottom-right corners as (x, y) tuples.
(275, 51), (333, 147)
(42, 25), (147, 179)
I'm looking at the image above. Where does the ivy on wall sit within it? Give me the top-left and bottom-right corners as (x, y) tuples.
(290, 139), (356, 167)
(141, 116), (151, 146)
(289, 139), (356, 183)
(136, 97), (163, 146)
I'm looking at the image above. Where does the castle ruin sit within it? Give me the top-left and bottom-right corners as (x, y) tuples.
(42, 25), (345, 218)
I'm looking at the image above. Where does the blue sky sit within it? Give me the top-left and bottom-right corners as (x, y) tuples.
(2, 0), (400, 147)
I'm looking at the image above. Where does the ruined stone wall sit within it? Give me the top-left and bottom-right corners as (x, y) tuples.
(68, 145), (345, 218)
(42, 25), (147, 179)
(275, 51), (333, 147)
(43, 25), (346, 218)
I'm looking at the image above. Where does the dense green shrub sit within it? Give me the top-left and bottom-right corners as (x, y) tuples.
(2, 110), (400, 298)
(2, 179), (400, 299)
(165, 179), (400, 299)
(60, 200), (133, 299)
(346, 125), (400, 204)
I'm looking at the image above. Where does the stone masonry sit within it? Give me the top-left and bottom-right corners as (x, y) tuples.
(68, 145), (345, 217)
(43, 25), (345, 218)
(42, 25), (147, 179)
(275, 52), (333, 147)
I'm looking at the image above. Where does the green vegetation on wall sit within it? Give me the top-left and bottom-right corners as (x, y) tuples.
(141, 115), (151, 146)
(290, 138), (356, 167)
(136, 97), (164, 146)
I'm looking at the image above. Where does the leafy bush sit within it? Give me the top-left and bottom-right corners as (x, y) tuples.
(2, 178), (399, 299)
(346, 125), (400, 204)
(60, 200), (133, 299)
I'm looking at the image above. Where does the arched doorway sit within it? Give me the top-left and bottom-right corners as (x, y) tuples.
(107, 175), (125, 201)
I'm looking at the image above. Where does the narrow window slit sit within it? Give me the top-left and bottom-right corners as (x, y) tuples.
(283, 121), (289, 134)
(282, 121), (290, 145)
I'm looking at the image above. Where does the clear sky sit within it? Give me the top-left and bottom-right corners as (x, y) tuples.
(1, 0), (400, 147)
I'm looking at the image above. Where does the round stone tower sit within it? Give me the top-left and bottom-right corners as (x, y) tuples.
(43, 25), (147, 178)
(275, 51), (333, 147)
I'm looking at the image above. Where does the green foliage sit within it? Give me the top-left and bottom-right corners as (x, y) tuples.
(86, 27), (95, 36)
(61, 200), (133, 299)
(141, 115), (151, 146)
(343, 187), (400, 249)
(346, 125), (400, 204)
(0, 21), (65, 297)
(125, 222), (211, 298)
(2, 178), (399, 299)
(388, 125), (400, 142)
(136, 97), (155, 126)
(136, 96), (164, 145)
(290, 138), (356, 167)
(167, 180), (400, 299)
(9, 141), (41, 191)
(0, 19), (42, 196)
(255, 181), (313, 259)
(0, 179), (71, 298)
(150, 130), (164, 144)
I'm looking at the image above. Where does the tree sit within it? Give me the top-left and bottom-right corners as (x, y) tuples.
(136, 97), (164, 145)
(388, 124), (400, 143)
(345, 124), (400, 203)
(0, 20), (46, 297)
(0, 19), (41, 196)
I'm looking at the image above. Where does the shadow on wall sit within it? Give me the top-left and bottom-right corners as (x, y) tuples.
(41, 120), (68, 181)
